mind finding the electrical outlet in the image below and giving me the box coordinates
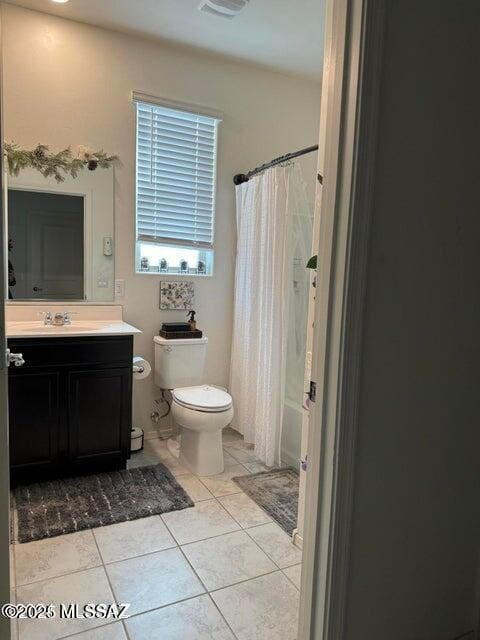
[115,279,125,298]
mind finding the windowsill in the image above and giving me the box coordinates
[135,269,213,278]
[135,242,214,277]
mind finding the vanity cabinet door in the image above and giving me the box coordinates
[67,367,131,470]
[9,370,61,475]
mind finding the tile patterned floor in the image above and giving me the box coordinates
[10,429,302,640]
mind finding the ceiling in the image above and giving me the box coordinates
[5,0,324,80]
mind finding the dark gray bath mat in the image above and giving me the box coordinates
[233,468,299,535]
[14,464,194,544]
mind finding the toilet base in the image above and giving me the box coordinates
[179,427,224,476]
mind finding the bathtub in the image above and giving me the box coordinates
[281,397,304,469]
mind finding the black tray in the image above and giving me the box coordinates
[159,330,203,340]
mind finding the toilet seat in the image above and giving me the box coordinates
[173,385,232,413]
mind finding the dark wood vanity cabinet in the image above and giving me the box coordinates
[8,335,133,486]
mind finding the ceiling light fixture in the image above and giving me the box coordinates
[198,0,249,20]
[51,0,70,4]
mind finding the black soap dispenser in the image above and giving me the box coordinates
[187,310,197,331]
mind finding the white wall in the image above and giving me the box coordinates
[343,2,480,638]
[1,3,321,432]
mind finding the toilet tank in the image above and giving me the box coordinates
[153,336,208,389]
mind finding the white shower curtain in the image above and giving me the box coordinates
[230,163,312,467]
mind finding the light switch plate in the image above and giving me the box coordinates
[115,279,125,298]
[103,236,113,256]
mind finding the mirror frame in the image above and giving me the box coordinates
[5,166,115,303]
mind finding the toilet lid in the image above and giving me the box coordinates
[173,385,232,412]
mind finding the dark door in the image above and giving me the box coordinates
[8,189,84,300]
[68,367,131,467]
[9,371,60,473]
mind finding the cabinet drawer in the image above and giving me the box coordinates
[7,336,133,370]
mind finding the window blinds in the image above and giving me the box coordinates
[136,101,219,249]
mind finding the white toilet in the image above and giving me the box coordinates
[153,336,234,476]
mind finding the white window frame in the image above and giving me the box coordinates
[133,92,222,277]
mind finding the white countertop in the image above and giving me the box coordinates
[5,304,142,338]
[6,320,141,339]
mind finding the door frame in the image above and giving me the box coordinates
[298,0,385,637]
[0,7,12,637]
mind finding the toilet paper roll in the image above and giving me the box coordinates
[132,356,151,380]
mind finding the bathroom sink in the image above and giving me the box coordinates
[18,322,101,334]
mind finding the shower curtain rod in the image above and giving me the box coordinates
[233,144,320,185]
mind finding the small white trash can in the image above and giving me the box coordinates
[130,427,144,452]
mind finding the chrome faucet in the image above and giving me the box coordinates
[53,311,73,326]
[39,311,74,326]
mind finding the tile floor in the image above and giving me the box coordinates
[10,428,302,640]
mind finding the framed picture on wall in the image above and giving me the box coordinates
[160,281,195,310]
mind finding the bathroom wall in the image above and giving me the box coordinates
[2,3,321,433]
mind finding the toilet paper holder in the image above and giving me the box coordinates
[132,356,151,380]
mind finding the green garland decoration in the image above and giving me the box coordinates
[4,142,119,183]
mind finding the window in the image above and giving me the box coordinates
[135,98,220,275]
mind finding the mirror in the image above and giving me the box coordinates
[6,166,115,302]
